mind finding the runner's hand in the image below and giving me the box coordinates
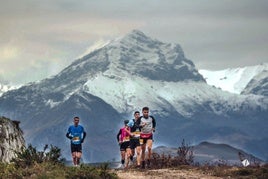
[141,122,146,127]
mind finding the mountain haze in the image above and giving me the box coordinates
[0,30,267,162]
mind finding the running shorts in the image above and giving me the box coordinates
[130,138,141,149]
[71,143,82,153]
[140,133,153,145]
[120,141,130,151]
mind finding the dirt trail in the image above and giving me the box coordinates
[114,168,221,179]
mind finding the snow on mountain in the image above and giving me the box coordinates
[0,83,18,97]
[199,63,268,94]
[242,70,268,96]
[73,29,204,83]
[43,29,205,113]
[0,30,267,162]
[83,71,266,117]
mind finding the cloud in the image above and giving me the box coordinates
[77,39,111,59]
[0,0,268,84]
[0,46,19,60]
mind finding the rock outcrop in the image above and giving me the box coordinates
[0,116,25,163]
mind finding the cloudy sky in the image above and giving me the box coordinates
[1,0,268,84]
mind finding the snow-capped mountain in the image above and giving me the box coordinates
[0,30,267,162]
[199,63,268,94]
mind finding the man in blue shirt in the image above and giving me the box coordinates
[66,116,86,166]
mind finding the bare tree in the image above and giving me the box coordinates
[177,139,194,165]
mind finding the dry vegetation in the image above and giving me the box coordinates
[0,144,117,179]
[0,141,267,178]
[115,139,268,179]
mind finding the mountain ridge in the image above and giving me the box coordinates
[153,141,263,165]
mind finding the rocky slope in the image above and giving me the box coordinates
[242,69,268,96]
[0,116,25,163]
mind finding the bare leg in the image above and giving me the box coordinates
[120,151,125,166]
[130,149,135,161]
[141,143,146,168]
[141,143,146,161]
[125,148,131,168]
[136,146,141,166]
[76,152,82,165]
[146,139,153,161]
[72,152,77,165]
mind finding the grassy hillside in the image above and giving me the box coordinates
[1,140,266,178]
[0,162,267,179]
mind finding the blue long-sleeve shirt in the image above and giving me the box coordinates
[66,125,86,145]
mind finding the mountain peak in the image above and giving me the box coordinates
[128,29,148,38]
[119,29,162,47]
[56,30,205,85]
[108,30,204,82]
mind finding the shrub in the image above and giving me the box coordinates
[149,139,194,169]
[176,139,194,165]
[11,144,63,168]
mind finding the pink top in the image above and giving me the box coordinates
[119,127,130,142]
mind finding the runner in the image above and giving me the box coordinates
[116,120,132,169]
[66,116,86,166]
[139,107,156,169]
[128,111,142,167]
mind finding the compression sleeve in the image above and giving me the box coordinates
[66,132,71,139]
[116,129,121,142]
[82,131,86,140]
[137,116,143,128]
[151,116,156,128]
[66,127,72,139]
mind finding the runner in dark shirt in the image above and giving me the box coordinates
[128,111,142,167]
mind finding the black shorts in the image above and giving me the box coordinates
[130,138,141,149]
[140,135,153,145]
[120,141,130,151]
[71,143,82,153]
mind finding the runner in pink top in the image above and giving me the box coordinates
[117,120,132,168]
